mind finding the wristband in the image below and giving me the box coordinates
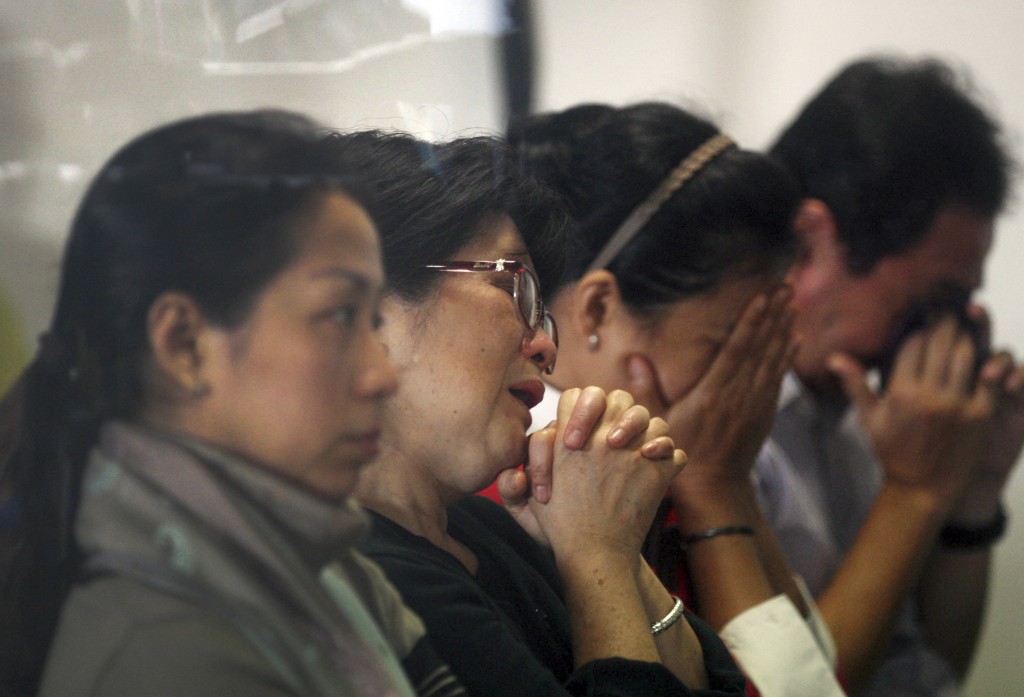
[650,596,685,636]
[939,505,1007,549]
[681,524,755,550]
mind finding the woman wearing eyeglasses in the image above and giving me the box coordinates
[330,130,748,696]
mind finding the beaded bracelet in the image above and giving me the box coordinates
[650,596,685,636]
[681,524,755,550]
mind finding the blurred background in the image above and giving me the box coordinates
[1,2,1021,694]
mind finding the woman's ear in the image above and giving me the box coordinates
[146,292,211,399]
[545,270,632,390]
[572,269,624,340]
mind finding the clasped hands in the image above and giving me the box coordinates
[499,285,798,547]
[497,386,685,555]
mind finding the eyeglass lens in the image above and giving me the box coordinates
[542,312,558,347]
[516,268,558,348]
[516,268,539,328]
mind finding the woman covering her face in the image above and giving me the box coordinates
[0,111,465,697]
[331,130,748,696]
[504,102,847,696]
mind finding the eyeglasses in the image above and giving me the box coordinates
[423,259,559,364]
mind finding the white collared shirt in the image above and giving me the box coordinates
[531,383,845,697]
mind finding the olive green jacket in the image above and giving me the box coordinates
[40,422,462,697]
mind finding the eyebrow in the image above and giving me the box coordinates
[311,267,374,292]
[498,250,535,272]
[500,248,531,261]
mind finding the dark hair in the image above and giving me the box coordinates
[0,109,369,695]
[509,102,799,314]
[324,130,569,302]
[769,55,1014,275]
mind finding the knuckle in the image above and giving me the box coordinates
[606,388,633,406]
[649,416,670,432]
[627,404,650,422]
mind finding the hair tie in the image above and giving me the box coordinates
[585,133,735,273]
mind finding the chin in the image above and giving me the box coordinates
[495,431,529,471]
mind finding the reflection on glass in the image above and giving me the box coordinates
[0,0,531,339]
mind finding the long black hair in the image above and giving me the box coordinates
[0,109,370,695]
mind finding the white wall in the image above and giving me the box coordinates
[1,2,1021,694]
[533,2,1024,695]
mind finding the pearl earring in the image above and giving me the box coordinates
[588,333,599,352]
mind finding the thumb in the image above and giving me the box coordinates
[827,352,878,414]
[971,351,1010,414]
[626,354,669,416]
[495,468,529,508]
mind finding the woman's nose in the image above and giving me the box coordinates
[522,327,557,375]
[358,333,398,399]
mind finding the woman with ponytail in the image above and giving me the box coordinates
[0,110,464,697]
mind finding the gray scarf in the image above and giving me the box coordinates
[75,420,422,697]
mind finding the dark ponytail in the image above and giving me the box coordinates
[0,330,96,696]
[0,109,370,695]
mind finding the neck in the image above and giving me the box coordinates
[542,330,601,395]
[543,288,596,393]
[356,445,481,574]
[354,445,450,541]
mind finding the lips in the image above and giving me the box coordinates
[347,429,381,456]
[508,379,545,410]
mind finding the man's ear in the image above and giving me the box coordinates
[793,198,841,268]
[146,292,211,398]
[786,198,850,299]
